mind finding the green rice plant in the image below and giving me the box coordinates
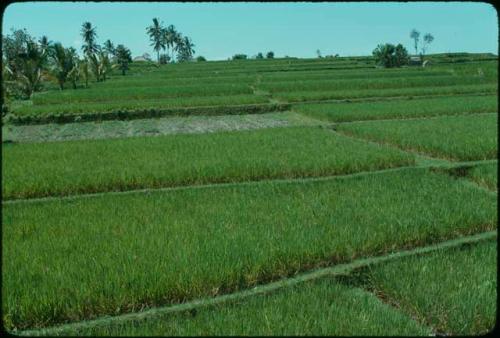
[2,168,496,329]
[337,113,498,161]
[294,95,497,122]
[2,127,414,199]
[95,75,257,88]
[52,279,430,336]
[368,240,497,335]
[467,161,498,190]
[261,69,452,83]
[275,83,497,102]
[11,94,271,118]
[32,83,254,105]
[259,75,495,93]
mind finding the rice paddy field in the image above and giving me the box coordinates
[2,53,498,336]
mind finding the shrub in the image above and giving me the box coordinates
[232,54,248,60]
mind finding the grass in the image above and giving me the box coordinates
[294,94,497,122]
[31,83,254,105]
[259,75,496,93]
[2,126,414,199]
[274,83,498,102]
[2,168,497,330]
[367,240,497,335]
[12,94,270,117]
[467,161,498,191]
[261,68,452,82]
[51,278,430,336]
[337,113,498,161]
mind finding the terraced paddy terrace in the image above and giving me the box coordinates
[2,53,498,336]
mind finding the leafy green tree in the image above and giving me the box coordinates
[81,22,100,56]
[394,44,409,66]
[159,53,170,64]
[266,51,274,59]
[410,29,420,55]
[256,52,263,59]
[114,44,132,75]
[196,55,206,62]
[372,43,409,68]
[232,54,247,60]
[146,18,165,64]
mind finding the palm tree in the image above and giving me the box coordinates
[38,35,52,56]
[99,51,112,81]
[172,32,185,62]
[79,59,89,88]
[177,36,195,62]
[81,22,100,56]
[15,40,48,97]
[146,18,165,64]
[164,25,177,61]
[51,42,72,90]
[66,47,80,89]
[103,39,116,58]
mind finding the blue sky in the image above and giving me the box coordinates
[2,1,498,60]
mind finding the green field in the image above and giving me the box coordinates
[337,113,498,161]
[3,168,496,329]
[2,126,414,199]
[467,161,498,190]
[50,238,496,336]
[294,94,497,122]
[55,279,430,336]
[368,240,497,335]
[2,53,498,336]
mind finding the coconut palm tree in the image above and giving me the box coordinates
[50,42,73,90]
[103,39,116,58]
[38,35,52,56]
[66,47,80,89]
[178,36,195,62]
[79,59,89,88]
[146,18,165,64]
[15,40,48,97]
[81,22,100,56]
[164,25,177,61]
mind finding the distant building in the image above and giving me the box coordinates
[409,56,422,66]
[133,53,152,62]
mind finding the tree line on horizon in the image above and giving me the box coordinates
[146,18,195,64]
[372,28,435,68]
